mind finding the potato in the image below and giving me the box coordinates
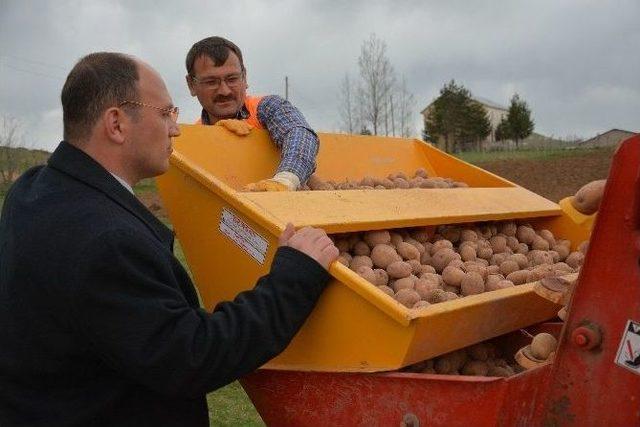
[363,230,391,247]
[404,238,426,255]
[459,244,477,262]
[356,266,377,284]
[552,244,570,261]
[377,285,394,297]
[397,241,421,261]
[530,333,558,360]
[515,243,529,255]
[565,251,585,269]
[553,263,573,275]
[531,236,550,251]
[462,360,489,376]
[464,262,488,280]
[431,248,461,273]
[389,232,404,248]
[430,239,454,255]
[415,167,428,178]
[538,229,556,247]
[435,350,468,374]
[571,179,606,215]
[468,343,492,361]
[420,250,432,265]
[352,241,371,256]
[440,227,461,243]
[506,235,520,251]
[381,178,396,189]
[407,259,422,274]
[371,244,401,268]
[417,264,436,275]
[488,366,513,377]
[460,229,478,242]
[516,225,536,245]
[334,238,350,253]
[461,271,485,296]
[442,266,466,288]
[373,268,389,286]
[477,246,493,260]
[486,279,514,291]
[393,276,417,292]
[490,253,509,267]
[499,260,520,276]
[443,291,459,301]
[448,259,466,270]
[489,235,507,253]
[387,261,413,279]
[509,253,529,269]
[412,300,431,309]
[499,221,517,237]
[425,288,448,304]
[350,255,373,272]
[485,274,505,289]
[395,289,421,308]
[337,252,352,266]
[528,250,553,266]
[414,278,440,299]
[506,270,529,285]
[486,265,501,275]
[410,227,431,243]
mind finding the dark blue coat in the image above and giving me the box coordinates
[0,141,329,426]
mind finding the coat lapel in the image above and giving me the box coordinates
[47,141,174,249]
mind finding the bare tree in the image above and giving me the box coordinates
[338,73,359,134]
[396,76,416,137]
[357,34,395,136]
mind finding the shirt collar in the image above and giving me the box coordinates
[109,172,134,194]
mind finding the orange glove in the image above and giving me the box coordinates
[215,119,252,136]
[243,171,300,192]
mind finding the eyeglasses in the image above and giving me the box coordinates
[119,100,179,123]
[190,73,244,91]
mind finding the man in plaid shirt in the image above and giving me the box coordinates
[186,36,319,191]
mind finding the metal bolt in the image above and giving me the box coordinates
[571,324,602,350]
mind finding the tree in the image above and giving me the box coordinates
[396,76,416,138]
[424,80,491,153]
[0,116,24,186]
[338,74,359,134]
[494,117,510,143]
[506,94,534,148]
[356,34,395,136]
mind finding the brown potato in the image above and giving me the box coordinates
[431,248,461,273]
[530,333,558,360]
[442,266,466,287]
[414,278,440,299]
[506,270,529,285]
[412,300,431,309]
[363,230,391,247]
[371,244,401,268]
[387,261,413,279]
[356,266,377,284]
[393,276,417,292]
[538,229,556,247]
[397,241,421,261]
[395,289,421,308]
[352,241,371,256]
[462,360,489,376]
[499,260,520,276]
[407,259,422,275]
[571,179,606,215]
[461,271,485,296]
[489,235,507,253]
[565,251,585,269]
[417,264,437,275]
[516,225,536,245]
[499,222,517,237]
[377,285,394,297]
[390,232,404,248]
[431,239,454,255]
[350,255,373,272]
[460,229,479,242]
[531,236,550,251]
[337,252,352,266]
[459,244,477,262]
[373,268,389,286]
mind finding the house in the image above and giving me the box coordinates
[421,96,508,151]
[580,129,638,148]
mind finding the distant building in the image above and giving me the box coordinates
[580,129,638,148]
[421,96,508,151]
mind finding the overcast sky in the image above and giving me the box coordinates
[1,0,638,152]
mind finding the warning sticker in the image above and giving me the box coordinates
[614,319,640,376]
[219,207,269,264]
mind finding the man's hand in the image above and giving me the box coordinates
[243,171,300,192]
[215,119,252,136]
[278,223,339,270]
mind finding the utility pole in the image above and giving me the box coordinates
[285,76,289,101]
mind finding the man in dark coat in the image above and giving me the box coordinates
[0,52,338,427]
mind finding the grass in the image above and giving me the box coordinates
[453,146,611,165]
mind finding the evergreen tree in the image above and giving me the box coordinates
[506,94,534,148]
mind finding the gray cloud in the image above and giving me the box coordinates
[1,0,638,151]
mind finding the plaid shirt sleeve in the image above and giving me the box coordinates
[256,95,319,184]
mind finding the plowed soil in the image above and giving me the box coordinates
[476,148,615,202]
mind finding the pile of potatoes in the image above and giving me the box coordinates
[302,168,469,191]
[333,221,588,309]
[402,341,519,377]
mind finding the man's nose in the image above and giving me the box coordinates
[169,122,181,137]
[217,81,232,96]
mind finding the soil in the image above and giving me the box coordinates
[476,149,615,202]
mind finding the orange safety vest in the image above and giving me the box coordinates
[195,95,264,129]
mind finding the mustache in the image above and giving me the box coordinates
[214,95,235,103]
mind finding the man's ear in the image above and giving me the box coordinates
[186,75,197,96]
[103,107,128,145]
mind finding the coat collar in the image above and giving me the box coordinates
[47,141,174,249]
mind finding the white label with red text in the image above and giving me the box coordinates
[219,207,268,264]
[615,320,640,376]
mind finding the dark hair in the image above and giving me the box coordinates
[185,36,245,77]
[61,52,139,143]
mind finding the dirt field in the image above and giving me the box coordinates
[475,148,615,202]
